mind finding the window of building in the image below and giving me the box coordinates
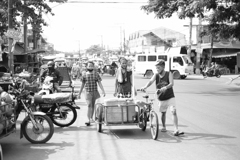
[158,55,167,61]
[148,55,157,61]
[138,56,146,61]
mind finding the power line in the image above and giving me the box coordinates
[67,1,147,3]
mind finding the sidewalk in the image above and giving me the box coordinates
[188,74,240,87]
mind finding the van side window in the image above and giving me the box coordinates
[148,56,156,61]
[138,56,146,62]
[173,56,183,66]
[158,55,167,61]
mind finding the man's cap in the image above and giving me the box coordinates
[47,61,55,67]
[155,59,165,66]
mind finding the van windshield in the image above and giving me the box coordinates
[182,56,193,64]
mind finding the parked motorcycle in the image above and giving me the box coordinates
[202,68,221,78]
[33,85,80,127]
[38,76,54,95]
[7,81,54,144]
[102,65,117,76]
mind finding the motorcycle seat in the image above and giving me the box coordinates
[34,93,72,104]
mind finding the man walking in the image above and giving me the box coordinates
[78,61,106,126]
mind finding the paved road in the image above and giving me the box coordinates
[0,74,239,160]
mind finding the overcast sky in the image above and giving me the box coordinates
[42,0,197,52]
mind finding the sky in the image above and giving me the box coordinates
[42,0,198,52]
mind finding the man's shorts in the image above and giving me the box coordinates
[85,90,100,107]
[158,97,176,112]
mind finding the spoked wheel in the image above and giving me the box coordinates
[51,104,77,127]
[22,115,54,144]
[149,111,159,140]
[96,104,103,132]
[0,144,3,160]
[139,109,147,131]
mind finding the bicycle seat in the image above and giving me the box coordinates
[142,95,149,99]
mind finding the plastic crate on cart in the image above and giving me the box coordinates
[103,98,135,106]
[103,98,137,124]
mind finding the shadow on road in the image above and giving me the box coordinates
[108,128,154,140]
[107,128,184,143]
[54,126,97,134]
[157,131,236,144]
[182,132,236,140]
[1,141,74,160]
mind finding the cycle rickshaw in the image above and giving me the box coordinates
[95,89,159,140]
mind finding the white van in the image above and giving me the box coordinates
[135,51,194,79]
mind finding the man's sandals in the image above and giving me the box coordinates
[173,130,184,136]
[85,122,90,126]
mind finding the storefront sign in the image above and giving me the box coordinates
[5,29,22,40]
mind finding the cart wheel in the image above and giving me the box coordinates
[150,111,159,140]
[96,105,103,132]
[139,110,147,131]
[0,144,3,160]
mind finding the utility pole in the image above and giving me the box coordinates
[195,17,202,74]
[120,26,122,55]
[23,0,27,52]
[187,17,193,58]
[8,0,14,74]
[123,29,126,54]
[100,35,103,49]
[78,40,80,58]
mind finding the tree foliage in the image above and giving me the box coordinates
[0,0,67,36]
[142,0,240,40]
[86,45,104,56]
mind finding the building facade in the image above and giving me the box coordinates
[128,27,187,54]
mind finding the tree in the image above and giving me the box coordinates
[141,0,240,66]
[86,45,104,56]
[0,0,67,36]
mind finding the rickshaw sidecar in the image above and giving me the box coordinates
[96,98,141,132]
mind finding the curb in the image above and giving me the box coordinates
[188,74,240,86]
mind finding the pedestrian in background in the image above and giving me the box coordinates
[114,57,136,98]
[71,62,80,80]
[141,59,184,136]
[78,61,106,126]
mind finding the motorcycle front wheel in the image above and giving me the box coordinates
[51,104,77,127]
[22,115,54,144]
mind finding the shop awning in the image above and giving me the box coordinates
[200,42,240,49]
[25,48,46,54]
[212,52,237,58]
[191,41,240,58]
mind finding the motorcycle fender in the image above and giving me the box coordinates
[72,103,80,109]
[61,103,80,109]
[20,123,24,139]
[20,117,30,139]
[31,111,46,116]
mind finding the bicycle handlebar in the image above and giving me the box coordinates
[136,89,146,92]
